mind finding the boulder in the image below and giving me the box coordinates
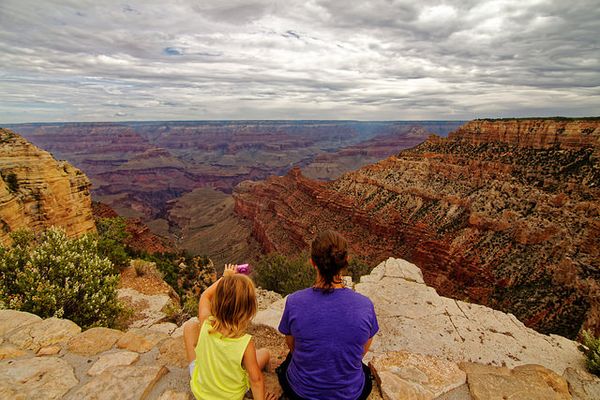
[7,317,81,352]
[88,351,140,376]
[370,351,466,400]
[461,362,571,400]
[0,356,78,400]
[68,326,123,356]
[157,336,188,368]
[117,328,169,353]
[118,288,171,328]
[563,367,600,400]
[0,309,42,336]
[68,365,168,400]
[148,322,178,335]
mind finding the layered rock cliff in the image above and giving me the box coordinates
[234,118,600,338]
[0,128,95,244]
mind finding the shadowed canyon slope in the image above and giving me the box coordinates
[234,118,600,338]
[7,121,462,254]
[0,129,95,244]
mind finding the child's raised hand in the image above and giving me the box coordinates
[223,263,237,277]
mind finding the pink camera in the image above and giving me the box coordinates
[236,264,251,275]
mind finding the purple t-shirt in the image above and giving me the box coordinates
[278,287,379,400]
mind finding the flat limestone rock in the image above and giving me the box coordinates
[353,258,586,373]
[157,336,188,368]
[563,367,600,400]
[0,356,78,400]
[371,351,466,400]
[0,342,27,360]
[87,351,140,376]
[117,328,169,353]
[68,364,169,400]
[254,297,287,331]
[0,309,42,336]
[68,326,123,356]
[8,317,81,352]
[461,362,571,400]
[118,288,171,328]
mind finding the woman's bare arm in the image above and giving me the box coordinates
[363,337,374,356]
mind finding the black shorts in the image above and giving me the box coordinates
[275,353,373,400]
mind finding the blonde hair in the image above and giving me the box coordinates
[209,274,257,338]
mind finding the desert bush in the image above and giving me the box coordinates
[254,253,315,296]
[95,217,130,269]
[347,258,372,283]
[131,259,162,278]
[581,330,600,376]
[0,227,122,328]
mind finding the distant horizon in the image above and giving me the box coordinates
[4,116,600,127]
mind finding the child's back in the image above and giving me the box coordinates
[191,319,251,398]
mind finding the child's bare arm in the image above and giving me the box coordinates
[198,264,237,325]
[285,335,295,352]
[242,339,266,400]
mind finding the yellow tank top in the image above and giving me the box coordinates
[190,319,251,400]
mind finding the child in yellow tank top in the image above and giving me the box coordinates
[182,264,276,400]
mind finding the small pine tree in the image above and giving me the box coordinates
[581,330,600,376]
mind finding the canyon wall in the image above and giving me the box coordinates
[0,128,95,244]
[233,118,600,338]
[8,121,462,256]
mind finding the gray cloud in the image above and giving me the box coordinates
[0,0,598,123]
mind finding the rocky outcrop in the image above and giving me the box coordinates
[234,118,600,338]
[0,128,95,244]
[256,257,600,400]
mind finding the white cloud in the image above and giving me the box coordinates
[0,0,598,123]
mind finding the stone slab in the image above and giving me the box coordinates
[69,365,169,400]
[461,362,571,400]
[0,356,78,400]
[563,367,600,400]
[0,309,42,336]
[371,351,466,400]
[88,351,140,376]
[68,326,123,356]
[157,336,188,368]
[117,328,169,353]
[7,317,81,352]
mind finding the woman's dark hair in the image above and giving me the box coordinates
[311,230,348,292]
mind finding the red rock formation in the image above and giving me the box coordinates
[92,202,175,255]
[233,118,600,338]
[0,128,95,243]
[9,121,462,252]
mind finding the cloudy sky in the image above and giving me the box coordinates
[0,0,599,123]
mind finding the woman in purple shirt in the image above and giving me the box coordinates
[277,230,379,400]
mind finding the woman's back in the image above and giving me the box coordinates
[279,287,378,399]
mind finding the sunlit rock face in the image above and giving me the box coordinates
[234,119,600,338]
[0,128,95,244]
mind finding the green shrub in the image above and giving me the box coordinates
[131,259,162,278]
[347,258,372,283]
[254,253,315,296]
[95,217,130,269]
[581,330,600,376]
[0,227,122,328]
